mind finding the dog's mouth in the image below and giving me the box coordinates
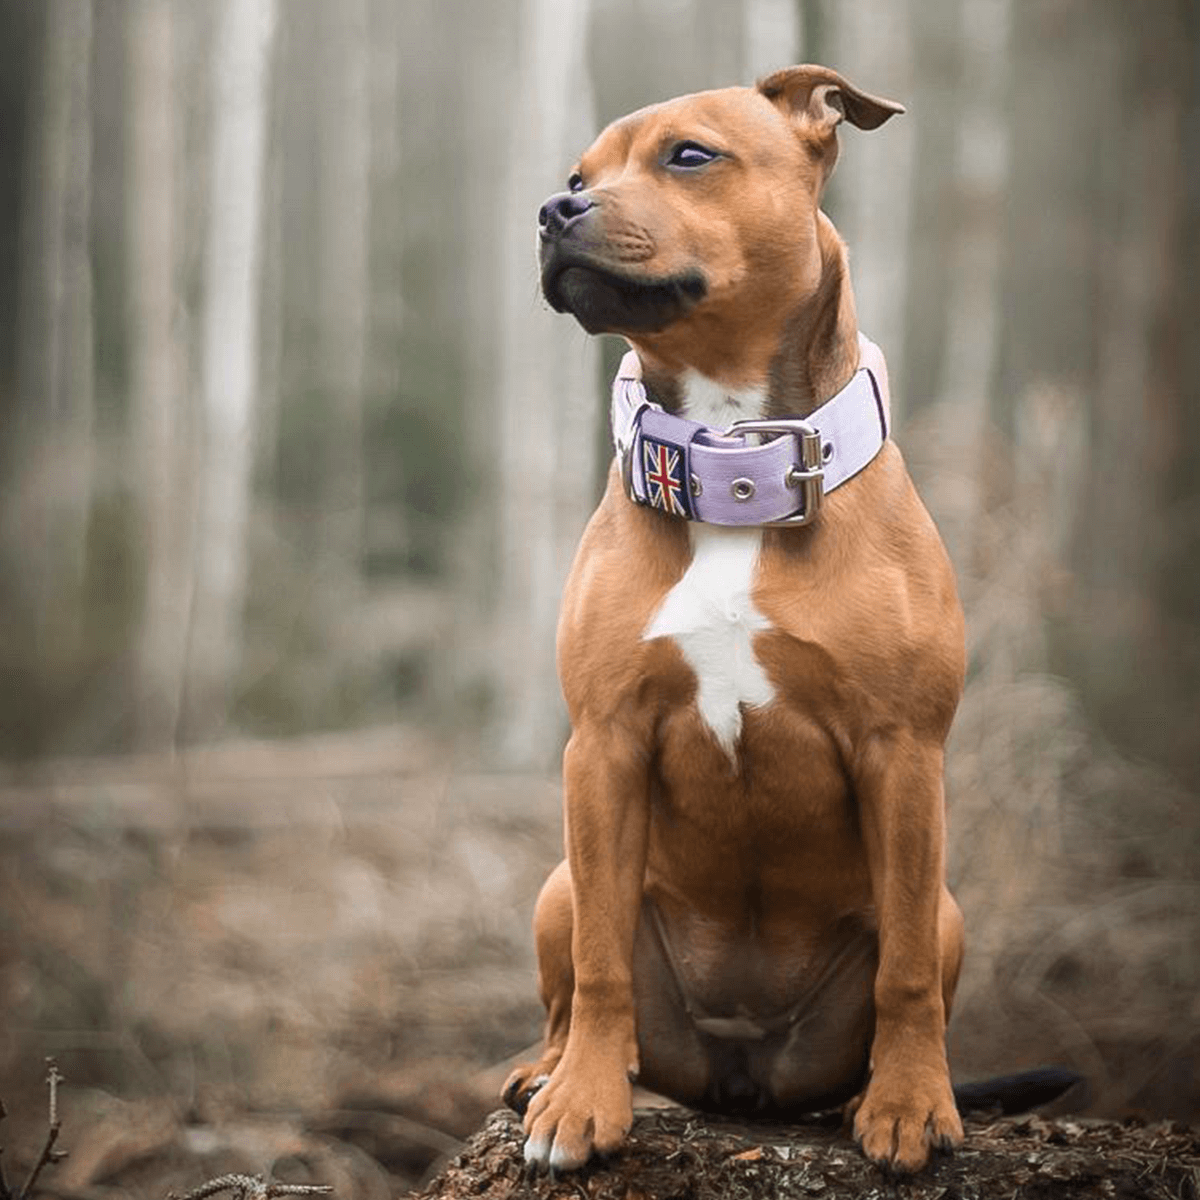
[541,249,707,336]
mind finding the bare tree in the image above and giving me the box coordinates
[819,0,915,420]
[185,0,278,739]
[933,0,1012,574]
[128,0,192,749]
[11,0,95,658]
[490,0,599,767]
[314,0,370,577]
[364,0,405,563]
[743,0,800,79]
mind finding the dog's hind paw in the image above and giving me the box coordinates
[502,1068,551,1117]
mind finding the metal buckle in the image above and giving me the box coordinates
[724,417,825,526]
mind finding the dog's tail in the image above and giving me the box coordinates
[953,1067,1084,1116]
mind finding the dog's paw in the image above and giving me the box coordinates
[501,1065,551,1118]
[853,1070,963,1174]
[521,1056,633,1174]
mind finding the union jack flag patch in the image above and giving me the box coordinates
[641,436,693,518]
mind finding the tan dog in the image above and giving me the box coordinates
[504,65,968,1175]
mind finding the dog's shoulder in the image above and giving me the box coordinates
[756,441,965,737]
[556,465,692,724]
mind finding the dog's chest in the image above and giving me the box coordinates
[642,373,776,759]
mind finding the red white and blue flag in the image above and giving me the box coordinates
[642,437,692,518]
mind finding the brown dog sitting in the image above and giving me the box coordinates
[503,64,978,1175]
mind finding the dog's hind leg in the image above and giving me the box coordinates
[504,868,715,1116]
[939,884,965,1021]
[503,860,575,1115]
[629,898,718,1108]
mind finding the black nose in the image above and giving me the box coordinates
[538,191,594,237]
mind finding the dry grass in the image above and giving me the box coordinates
[0,733,559,1195]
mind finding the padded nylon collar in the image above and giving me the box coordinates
[610,334,891,526]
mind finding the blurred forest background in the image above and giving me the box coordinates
[0,0,1198,1196]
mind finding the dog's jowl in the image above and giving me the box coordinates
[505,65,970,1176]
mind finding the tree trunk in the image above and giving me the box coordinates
[127,0,190,749]
[743,0,800,78]
[819,0,915,421]
[314,0,370,578]
[1064,2,1189,770]
[893,0,962,418]
[932,0,1012,577]
[12,0,95,660]
[362,0,406,572]
[996,1,1196,779]
[253,12,285,499]
[489,0,598,768]
[185,0,277,740]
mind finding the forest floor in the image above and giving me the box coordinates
[0,730,1195,1199]
[418,1107,1200,1200]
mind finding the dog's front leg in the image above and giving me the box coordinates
[522,722,649,1173]
[852,732,964,1173]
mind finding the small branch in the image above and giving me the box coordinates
[18,1059,68,1200]
[0,1097,12,1200]
[168,1175,333,1200]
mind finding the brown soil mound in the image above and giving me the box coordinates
[415,1108,1199,1200]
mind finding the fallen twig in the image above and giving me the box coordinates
[0,1059,69,1200]
[0,1098,10,1200]
[167,1175,333,1200]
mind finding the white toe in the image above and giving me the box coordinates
[549,1140,584,1172]
[523,1134,551,1166]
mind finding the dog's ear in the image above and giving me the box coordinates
[758,65,904,136]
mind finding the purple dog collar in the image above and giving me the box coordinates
[611,334,891,526]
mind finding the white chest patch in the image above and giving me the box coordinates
[678,370,761,430]
[642,374,776,760]
[644,525,775,758]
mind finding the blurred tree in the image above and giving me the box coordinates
[362,0,406,571]
[744,0,800,80]
[821,0,916,415]
[128,0,191,748]
[589,0,747,125]
[490,0,600,767]
[0,0,1193,790]
[12,0,95,662]
[0,2,38,420]
[314,0,369,575]
[995,1,1198,782]
[186,0,277,739]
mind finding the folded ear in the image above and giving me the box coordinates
[758,64,904,137]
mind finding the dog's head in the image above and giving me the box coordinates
[538,66,902,373]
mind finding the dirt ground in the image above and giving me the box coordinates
[418,1108,1200,1200]
[0,729,1196,1198]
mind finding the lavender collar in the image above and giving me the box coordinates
[610,334,891,527]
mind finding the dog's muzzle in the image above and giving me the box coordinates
[537,191,706,334]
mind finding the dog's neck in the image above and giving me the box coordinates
[632,211,860,424]
[767,211,861,417]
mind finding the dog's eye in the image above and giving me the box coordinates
[567,171,584,192]
[667,142,718,169]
